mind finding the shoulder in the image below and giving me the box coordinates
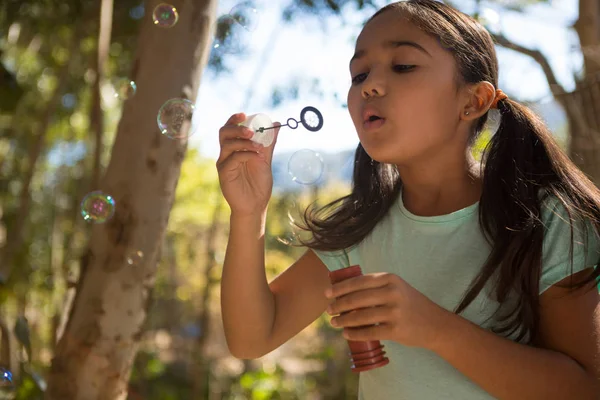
[539,193,600,294]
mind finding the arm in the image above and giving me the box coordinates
[221,212,275,359]
[221,211,331,359]
[429,269,600,400]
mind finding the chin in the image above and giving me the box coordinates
[361,143,405,165]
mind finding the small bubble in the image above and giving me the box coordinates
[437,36,453,52]
[211,14,245,55]
[127,250,144,265]
[0,368,13,392]
[81,191,116,223]
[129,4,145,20]
[229,1,260,32]
[113,79,137,100]
[153,3,179,28]
[157,98,196,139]
[61,93,76,109]
[288,149,324,185]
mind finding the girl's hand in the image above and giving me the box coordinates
[325,272,451,349]
[216,113,281,217]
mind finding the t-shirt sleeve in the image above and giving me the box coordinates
[311,248,350,272]
[540,196,600,294]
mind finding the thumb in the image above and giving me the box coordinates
[264,122,281,164]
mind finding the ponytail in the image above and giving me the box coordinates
[455,97,600,343]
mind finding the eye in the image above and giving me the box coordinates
[393,65,415,73]
[351,65,416,85]
[351,73,368,85]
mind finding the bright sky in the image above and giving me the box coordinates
[191,0,581,161]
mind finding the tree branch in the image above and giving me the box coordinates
[490,32,567,97]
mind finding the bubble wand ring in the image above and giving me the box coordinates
[257,106,324,133]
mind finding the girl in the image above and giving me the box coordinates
[217,0,600,398]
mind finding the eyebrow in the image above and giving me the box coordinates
[349,40,432,68]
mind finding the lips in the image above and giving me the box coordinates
[362,107,384,124]
[362,106,386,132]
[363,118,386,132]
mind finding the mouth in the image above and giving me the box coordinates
[363,115,386,131]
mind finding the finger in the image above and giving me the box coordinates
[216,150,265,172]
[327,287,390,315]
[343,324,389,341]
[219,118,254,145]
[217,138,263,165]
[331,305,391,328]
[326,273,391,299]
[225,112,246,126]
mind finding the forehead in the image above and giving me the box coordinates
[356,10,436,51]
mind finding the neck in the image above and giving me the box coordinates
[397,152,483,217]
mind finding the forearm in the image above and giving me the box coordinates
[429,309,598,400]
[221,212,275,359]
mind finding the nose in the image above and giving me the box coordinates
[361,72,386,99]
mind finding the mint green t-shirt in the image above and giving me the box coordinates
[313,192,599,400]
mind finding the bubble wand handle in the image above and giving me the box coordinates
[328,265,390,373]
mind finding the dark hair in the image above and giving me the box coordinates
[291,0,600,344]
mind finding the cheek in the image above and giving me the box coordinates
[347,88,362,125]
[404,84,457,129]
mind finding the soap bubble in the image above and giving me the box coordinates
[113,79,137,100]
[61,93,76,109]
[127,250,144,266]
[288,149,324,185]
[0,368,12,385]
[157,98,196,139]
[0,367,13,394]
[81,191,116,223]
[212,14,245,55]
[129,4,145,20]
[153,3,178,28]
[438,36,453,52]
[229,1,260,32]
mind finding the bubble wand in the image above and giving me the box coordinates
[239,106,324,147]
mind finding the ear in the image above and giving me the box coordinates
[460,81,496,121]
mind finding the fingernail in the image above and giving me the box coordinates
[252,142,261,148]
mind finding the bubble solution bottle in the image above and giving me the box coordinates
[328,265,390,373]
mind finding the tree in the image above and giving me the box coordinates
[485,0,600,184]
[44,1,218,398]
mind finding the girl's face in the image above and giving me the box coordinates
[347,10,467,166]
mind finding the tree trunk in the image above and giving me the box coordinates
[45,1,217,399]
[491,0,600,185]
[91,0,113,189]
[559,78,600,184]
[568,0,600,184]
[190,194,223,399]
[573,0,600,78]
